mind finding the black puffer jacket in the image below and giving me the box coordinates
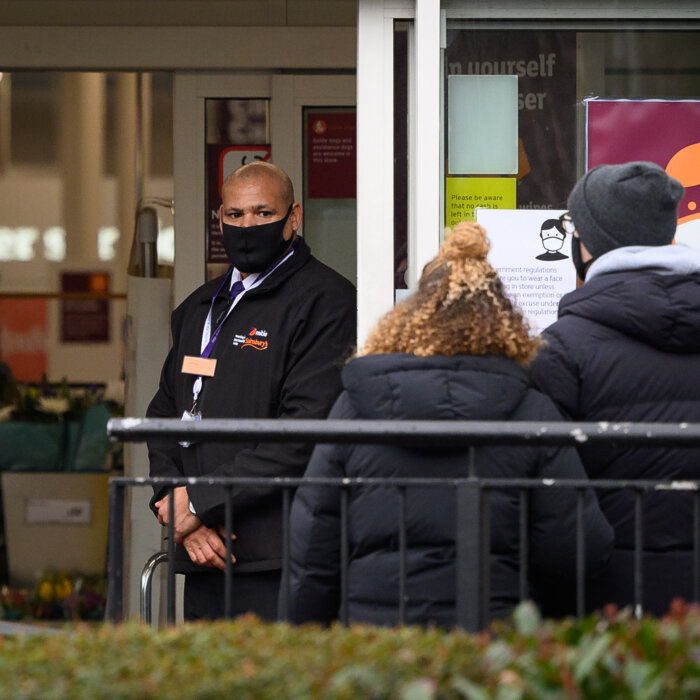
[287,353,613,627]
[529,245,700,615]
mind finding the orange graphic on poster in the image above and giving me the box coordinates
[666,142,700,225]
[0,299,47,381]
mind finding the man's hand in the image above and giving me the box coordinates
[182,525,237,570]
[154,486,200,543]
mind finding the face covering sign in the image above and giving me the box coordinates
[476,208,577,332]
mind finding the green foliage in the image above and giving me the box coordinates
[0,377,119,424]
[0,601,698,699]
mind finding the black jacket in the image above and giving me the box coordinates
[287,353,613,626]
[529,245,700,614]
[147,237,356,573]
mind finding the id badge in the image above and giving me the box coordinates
[179,409,202,448]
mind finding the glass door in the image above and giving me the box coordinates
[173,73,356,303]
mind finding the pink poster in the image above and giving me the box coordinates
[587,100,700,236]
[307,112,356,199]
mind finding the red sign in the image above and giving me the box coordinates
[307,112,356,199]
[61,272,110,343]
[206,145,272,263]
[0,299,47,381]
[587,100,700,227]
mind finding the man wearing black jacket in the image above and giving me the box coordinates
[147,161,356,620]
[530,161,700,615]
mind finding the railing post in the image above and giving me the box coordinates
[340,486,349,625]
[106,479,126,623]
[518,489,529,602]
[576,488,586,619]
[456,480,489,632]
[279,487,291,622]
[166,488,176,625]
[634,490,644,619]
[224,487,234,619]
[398,486,407,625]
[695,491,700,603]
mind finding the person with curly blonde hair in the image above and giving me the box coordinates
[285,222,612,627]
[361,222,539,362]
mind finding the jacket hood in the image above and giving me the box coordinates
[341,353,531,421]
[560,244,700,353]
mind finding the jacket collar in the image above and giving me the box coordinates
[586,243,700,282]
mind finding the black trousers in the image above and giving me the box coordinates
[183,569,281,622]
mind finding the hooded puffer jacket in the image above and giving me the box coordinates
[529,244,700,615]
[287,353,613,627]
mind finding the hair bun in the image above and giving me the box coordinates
[441,222,490,261]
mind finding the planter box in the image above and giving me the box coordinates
[1,472,109,586]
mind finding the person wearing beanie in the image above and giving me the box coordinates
[285,221,612,627]
[530,161,700,616]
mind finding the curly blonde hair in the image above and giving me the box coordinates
[359,221,539,364]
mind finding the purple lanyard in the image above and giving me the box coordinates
[200,270,243,359]
[200,238,299,359]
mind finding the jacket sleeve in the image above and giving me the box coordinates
[527,395,614,583]
[528,324,581,420]
[188,283,357,526]
[285,392,355,624]
[146,308,185,512]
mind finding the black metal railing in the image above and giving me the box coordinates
[106,418,700,631]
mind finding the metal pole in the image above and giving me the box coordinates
[140,551,168,625]
[456,481,482,632]
[224,488,234,619]
[340,488,349,625]
[280,488,291,622]
[576,489,586,619]
[166,489,175,625]
[634,490,644,619]
[398,487,407,625]
[518,489,529,602]
[107,480,126,623]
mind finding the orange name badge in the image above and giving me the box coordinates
[181,355,217,377]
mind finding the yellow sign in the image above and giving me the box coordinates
[445,177,516,226]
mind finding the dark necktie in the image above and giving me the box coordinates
[214,280,245,327]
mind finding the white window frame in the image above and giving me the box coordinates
[357,0,700,344]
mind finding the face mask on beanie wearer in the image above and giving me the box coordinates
[221,204,294,273]
[571,236,593,281]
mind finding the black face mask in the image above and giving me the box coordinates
[221,204,294,273]
[571,236,593,282]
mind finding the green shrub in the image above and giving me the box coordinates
[0,601,698,699]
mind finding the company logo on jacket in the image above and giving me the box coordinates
[233,327,269,350]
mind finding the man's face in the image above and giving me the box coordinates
[219,173,302,240]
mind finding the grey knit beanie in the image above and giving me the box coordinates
[567,161,684,259]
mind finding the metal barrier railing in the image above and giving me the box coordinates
[107,418,700,631]
[140,552,168,625]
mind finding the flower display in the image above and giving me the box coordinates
[0,571,106,622]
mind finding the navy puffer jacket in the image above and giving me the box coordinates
[529,244,700,615]
[287,353,613,627]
